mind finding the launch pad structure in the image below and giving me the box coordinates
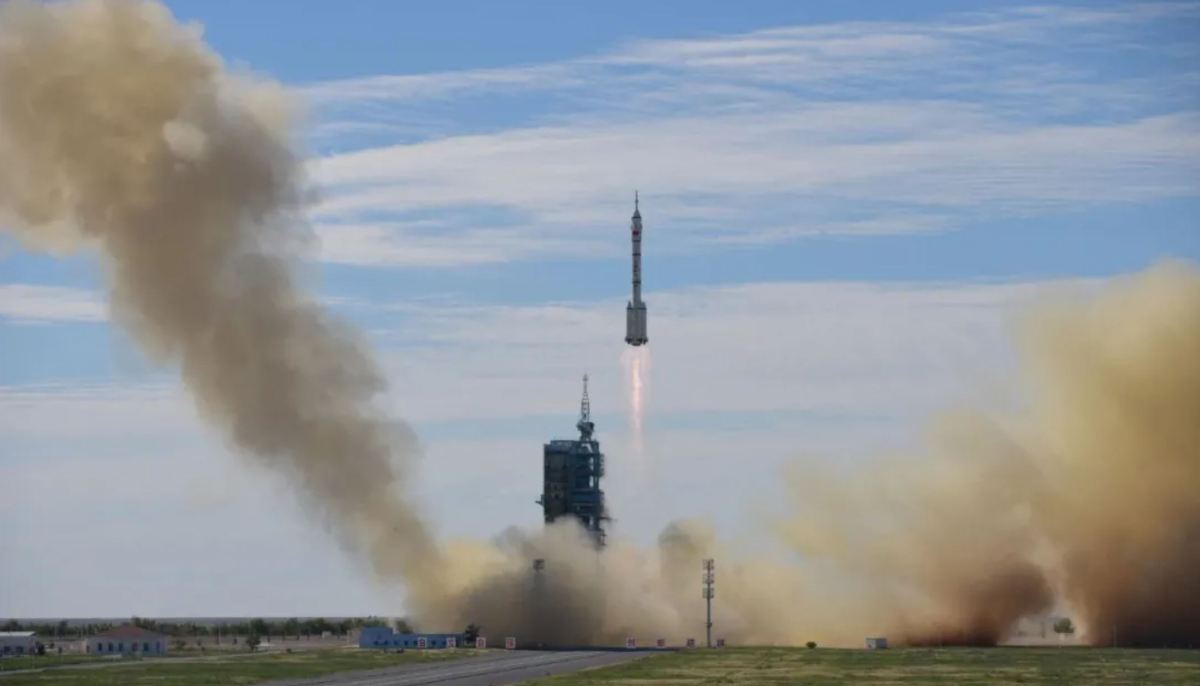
[537,197,647,547]
[538,375,608,547]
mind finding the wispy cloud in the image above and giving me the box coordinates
[302,63,581,106]
[298,3,1200,116]
[0,284,106,324]
[366,276,1089,424]
[313,221,606,267]
[297,3,1200,268]
[0,273,1109,612]
[1,275,1088,431]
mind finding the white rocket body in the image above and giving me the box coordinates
[625,196,648,346]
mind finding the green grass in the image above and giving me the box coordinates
[0,648,477,685]
[0,657,110,673]
[530,647,1200,685]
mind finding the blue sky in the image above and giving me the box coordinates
[1,1,1198,617]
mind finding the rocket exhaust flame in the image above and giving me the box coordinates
[3,0,1197,650]
[622,346,650,455]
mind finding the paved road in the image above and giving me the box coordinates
[263,650,657,686]
[0,650,279,677]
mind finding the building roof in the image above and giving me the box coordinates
[0,632,36,638]
[91,624,165,640]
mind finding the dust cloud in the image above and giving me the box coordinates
[0,0,441,588]
[2,0,1195,649]
[413,261,1199,649]
[780,262,1200,646]
[414,519,816,646]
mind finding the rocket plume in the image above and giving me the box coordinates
[417,263,1200,647]
[3,0,1197,650]
[780,261,1200,647]
[622,346,650,455]
[416,265,1199,647]
[0,0,441,590]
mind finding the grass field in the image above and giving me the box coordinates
[530,647,1200,685]
[0,657,110,673]
[0,648,474,685]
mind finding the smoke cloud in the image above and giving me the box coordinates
[1021,263,1200,646]
[2,0,1196,650]
[780,262,1200,647]
[399,257,1200,650]
[408,518,824,646]
[0,0,440,589]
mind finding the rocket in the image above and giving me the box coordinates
[625,192,648,346]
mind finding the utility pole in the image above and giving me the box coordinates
[702,558,715,648]
[532,558,546,587]
[532,557,546,647]
[532,558,546,599]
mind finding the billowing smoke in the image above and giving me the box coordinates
[1021,262,1200,646]
[415,519,814,646]
[414,263,1200,649]
[3,0,1196,650]
[0,0,441,589]
[780,262,1200,646]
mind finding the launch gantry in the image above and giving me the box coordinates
[537,375,608,547]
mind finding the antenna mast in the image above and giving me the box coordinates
[580,374,591,423]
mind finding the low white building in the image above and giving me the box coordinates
[84,624,168,656]
[0,632,37,656]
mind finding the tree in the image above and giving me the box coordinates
[249,619,269,637]
[245,634,261,652]
[283,618,300,639]
[132,617,159,631]
[301,618,332,636]
[1053,617,1075,636]
[806,641,817,649]
[463,624,480,644]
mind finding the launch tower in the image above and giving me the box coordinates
[537,375,608,547]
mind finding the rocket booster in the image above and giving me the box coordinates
[625,192,648,346]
